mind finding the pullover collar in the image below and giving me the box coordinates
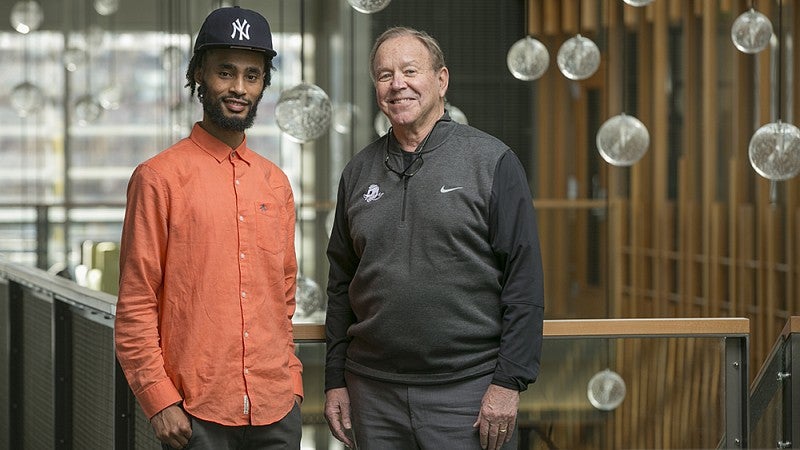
[387,111,454,156]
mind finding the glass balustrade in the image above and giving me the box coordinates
[0,260,760,449]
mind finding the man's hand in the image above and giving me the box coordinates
[324,387,355,448]
[473,384,519,450]
[151,404,192,449]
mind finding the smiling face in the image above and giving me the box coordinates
[195,48,266,136]
[372,35,449,136]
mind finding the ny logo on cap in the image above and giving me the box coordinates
[230,18,251,41]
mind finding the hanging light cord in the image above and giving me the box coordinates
[83,0,91,95]
[276,0,285,167]
[348,3,356,156]
[300,0,306,81]
[523,0,529,37]
[109,5,117,86]
[298,0,306,271]
[621,4,627,113]
[776,0,783,121]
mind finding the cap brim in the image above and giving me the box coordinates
[195,44,277,58]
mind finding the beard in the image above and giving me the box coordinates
[200,86,263,132]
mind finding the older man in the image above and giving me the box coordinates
[324,26,544,450]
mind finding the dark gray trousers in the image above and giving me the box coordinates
[162,402,301,450]
[345,372,518,450]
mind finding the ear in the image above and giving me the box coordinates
[194,67,204,86]
[437,66,449,98]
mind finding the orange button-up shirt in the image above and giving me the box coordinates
[115,123,302,426]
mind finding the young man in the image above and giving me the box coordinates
[115,7,302,449]
[324,27,545,450]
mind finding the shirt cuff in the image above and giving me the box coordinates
[136,378,183,419]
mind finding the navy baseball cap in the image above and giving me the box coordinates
[194,6,277,57]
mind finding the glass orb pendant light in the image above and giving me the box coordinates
[278,0,333,143]
[748,121,800,181]
[347,0,391,14]
[507,36,549,81]
[587,369,627,411]
[63,45,88,72]
[332,103,359,134]
[374,111,391,137]
[93,0,119,16]
[275,83,332,143]
[10,0,43,34]
[557,34,601,80]
[86,24,107,50]
[11,81,45,116]
[446,103,469,125]
[161,45,184,70]
[731,8,773,54]
[622,0,655,6]
[170,101,195,136]
[74,95,103,125]
[98,84,121,110]
[596,113,650,166]
[295,275,325,318]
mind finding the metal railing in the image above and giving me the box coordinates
[0,259,751,449]
[750,317,800,449]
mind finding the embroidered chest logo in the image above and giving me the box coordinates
[259,203,267,212]
[363,184,384,203]
[440,185,463,193]
[231,18,251,41]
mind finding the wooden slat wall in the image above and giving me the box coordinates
[527,0,798,448]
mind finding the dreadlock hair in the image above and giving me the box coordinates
[185,49,276,101]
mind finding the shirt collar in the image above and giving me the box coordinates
[189,122,253,164]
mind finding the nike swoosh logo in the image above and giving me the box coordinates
[440,186,464,193]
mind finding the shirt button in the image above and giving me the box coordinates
[240,252,245,259]
[238,215,244,222]
[244,368,249,374]
[241,291,247,298]
[244,331,249,338]
[235,179,240,185]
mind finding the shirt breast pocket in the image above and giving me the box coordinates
[255,201,286,254]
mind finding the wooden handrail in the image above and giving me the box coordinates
[0,260,750,342]
[782,316,800,337]
[292,317,750,342]
[293,323,325,342]
[543,317,749,337]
